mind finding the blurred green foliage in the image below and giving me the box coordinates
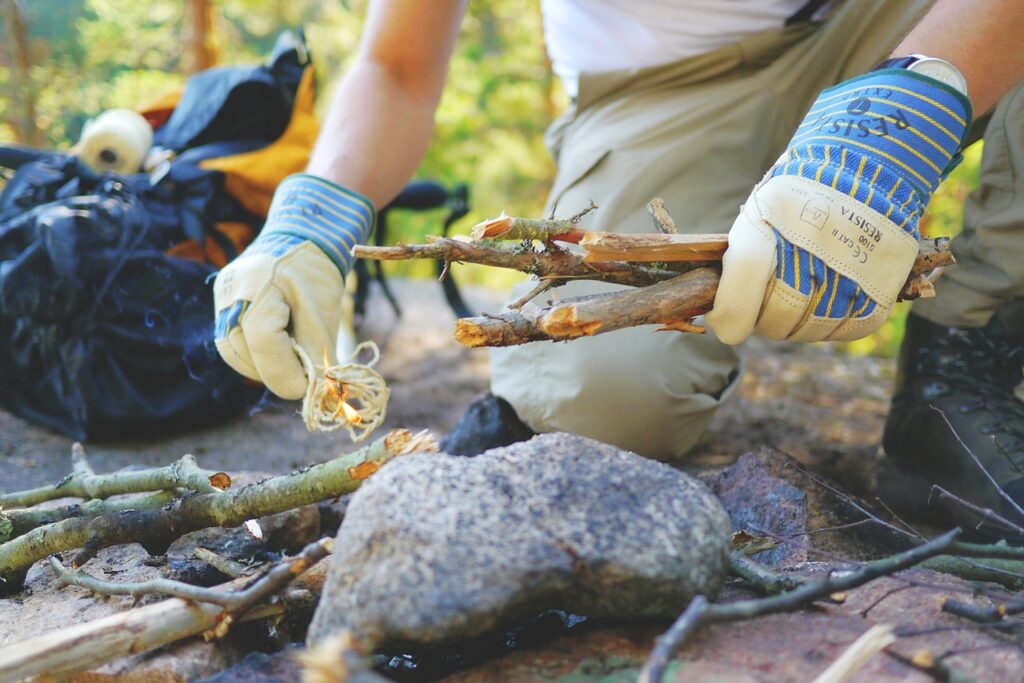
[0,0,556,296]
[1,1,981,355]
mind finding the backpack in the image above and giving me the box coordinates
[0,33,314,439]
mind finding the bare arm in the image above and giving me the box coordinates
[306,0,467,208]
[893,0,1024,114]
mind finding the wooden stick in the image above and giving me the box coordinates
[2,490,181,543]
[354,238,680,289]
[454,268,719,347]
[582,232,953,270]
[0,545,333,680]
[0,444,229,509]
[580,232,728,263]
[809,624,896,683]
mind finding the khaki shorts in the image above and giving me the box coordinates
[492,0,1023,460]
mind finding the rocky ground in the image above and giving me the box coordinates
[2,279,1011,683]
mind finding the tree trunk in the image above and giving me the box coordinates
[1,0,41,145]
[184,0,217,74]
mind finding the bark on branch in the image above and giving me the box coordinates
[0,429,436,595]
[356,216,954,349]
[454,267,720,347]
[0,444,229,508]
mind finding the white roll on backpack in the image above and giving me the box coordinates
[76,109,154,175]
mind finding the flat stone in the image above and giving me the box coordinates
[308,433,732,649]
[703,447,906,566]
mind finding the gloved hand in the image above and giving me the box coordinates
[213,174,374,399]
[706,67,971,344]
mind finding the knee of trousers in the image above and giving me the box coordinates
[489,285,742,462]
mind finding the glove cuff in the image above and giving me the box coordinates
[252,173,376,274]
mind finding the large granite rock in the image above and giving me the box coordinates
[308,433,732,649]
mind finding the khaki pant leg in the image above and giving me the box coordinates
[491,0,936,461]
[492,70,787,461]
[913,82,1024,328]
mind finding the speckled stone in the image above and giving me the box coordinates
[308,433,732,649]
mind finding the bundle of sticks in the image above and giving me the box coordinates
[355,199,954,348]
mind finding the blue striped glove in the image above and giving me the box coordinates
[213,174,374,399]
[706,67,971,344]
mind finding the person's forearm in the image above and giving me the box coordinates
[893,0,1024,114]
[305,0,465,209]
[307,61,439,208]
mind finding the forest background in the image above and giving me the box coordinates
[0,0,979,357]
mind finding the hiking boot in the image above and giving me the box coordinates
[441,392,536,456]
[879,305,1024,538]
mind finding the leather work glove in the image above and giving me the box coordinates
[706,66,971,344]
[213,174,375,399]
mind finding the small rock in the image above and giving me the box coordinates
[308,433,732,649]
[703,447,905,566]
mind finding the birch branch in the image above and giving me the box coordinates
[0,444,229,508]
[1,490,180,542]
[0,429,436,595]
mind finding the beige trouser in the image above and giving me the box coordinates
[492,0,1024,460]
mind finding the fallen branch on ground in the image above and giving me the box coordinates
[0,444,228,508]
[0,429,437,595]
[49,536,333,639]
[728,550,805,595]
[1,489,180,542]
[0,539,333,680]
[637,529,961,683]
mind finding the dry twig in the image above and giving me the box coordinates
[637,529,961,683]
[0,541,333,680]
